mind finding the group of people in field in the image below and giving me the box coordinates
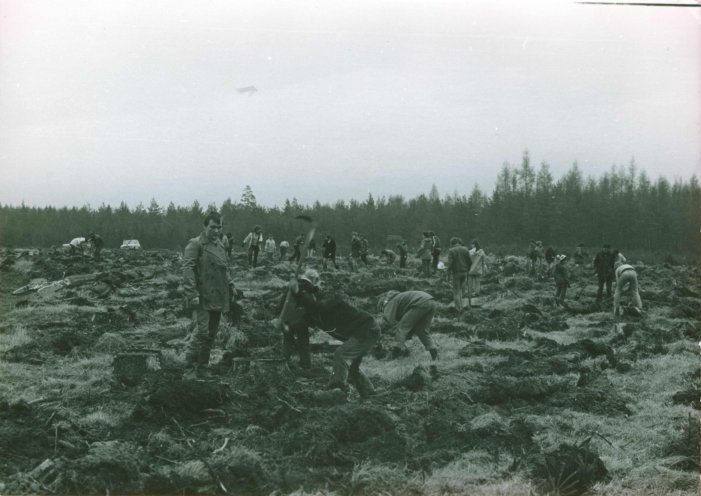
[527,240,641,316]
[179,211,643,398]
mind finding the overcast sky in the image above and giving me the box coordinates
[1,0,699,208]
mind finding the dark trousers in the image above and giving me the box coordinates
[290,247,301,263]
[399,255,407,268]
[248,245,260,267]
[283,322,311,369]
[431,249,441,272]
[322,254,337,270]
[597,273,613,300]
[280,247,287,260]
[421,259,431,277]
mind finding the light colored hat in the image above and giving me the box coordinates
[556,254,567,262]
[300,269,321,287]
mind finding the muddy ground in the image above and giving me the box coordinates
[0,247,698,495]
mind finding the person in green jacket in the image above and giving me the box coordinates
[182,211,237,367]
[378,290,438,360]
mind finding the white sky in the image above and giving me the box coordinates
[1,0,699,208]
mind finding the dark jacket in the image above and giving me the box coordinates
[447,245,472,275]
[553,263,569,286]
[300,292,377,341]
[545,247,556,263]
[322,238,336,257]
[397,243,408,256]
[279,279,318,327]
[593,251,615,276]
[351,237,362,257]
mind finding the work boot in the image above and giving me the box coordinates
[429,348,438,361]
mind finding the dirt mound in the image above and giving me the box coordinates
[331,405,397,443]
[142,379,228,418]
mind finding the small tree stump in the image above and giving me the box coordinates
[113,351,161,384]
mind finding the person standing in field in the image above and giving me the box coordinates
[430,231,441,274]
[613,260,642,316]
[264,234,276,261]
[468,239,486,298]
[182,211,237,368]
[593,243,615,301]
[553,254,569,306]
[544,246,556,276]
[573,243,586,266]
[307,237,317,258]
[322,234,337,270]
[417,232,433,277]
[397,240,408,269]
[360,235,369,266]
[223,232,234,258]
[378,290,439,361]
[447,237,472,311]
[242,225,264,268]
[290,233,304,263]
[350,232,362,272]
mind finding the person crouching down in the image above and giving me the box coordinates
[378,290,438,361]
[276,269,319,369]
[295,280,380,398]
[614,261,642,316]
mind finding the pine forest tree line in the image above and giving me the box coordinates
[1,153,699,256]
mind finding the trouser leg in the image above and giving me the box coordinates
[412,301,437,352]
[597,274,605,300]
[395,302,435,350]
[186,309,221,365]
[332,328,379,386]
[605,275,613,298]
[452,274,465,311]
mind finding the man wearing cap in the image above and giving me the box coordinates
[242,225,264,268]
[276,269,320,369]
[553,254,569,306]
[183,211,237,368]
[613,260,642,316]
[593,243,616,301]
[447,237,472,311]
[294,280,380,397]
[379,290,438,360]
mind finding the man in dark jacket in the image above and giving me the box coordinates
[295,284,380,397]
[397,240,408,268]
[350,232,362,272]
[322,234,337,270]
[378,290,438,360]
[447,237,472,311]
[290,233,304,263]
[182,211,237,367]
[593,243,615,301]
